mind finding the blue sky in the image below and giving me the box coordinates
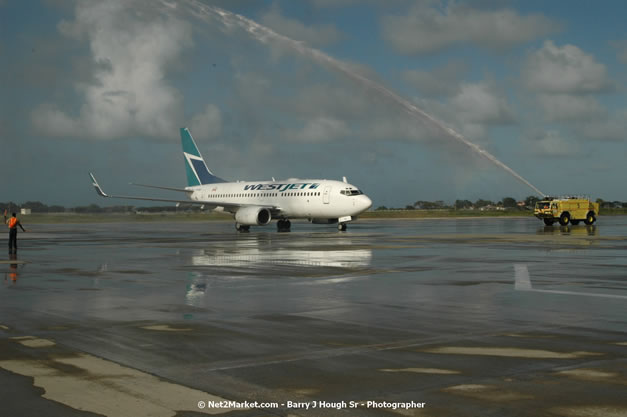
[1,0,626,207]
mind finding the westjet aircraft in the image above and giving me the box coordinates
[90,128,372,232]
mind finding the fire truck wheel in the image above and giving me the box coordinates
[558,212,570,226]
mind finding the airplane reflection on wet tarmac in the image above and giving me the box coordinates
[184,235,372,306]
[190,243,372,269]
[185,249,372,305]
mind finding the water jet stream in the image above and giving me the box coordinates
[177,0,545,197]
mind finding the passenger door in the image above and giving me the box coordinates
[323,186,331,204]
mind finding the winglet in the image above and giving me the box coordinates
[89,173,109,198]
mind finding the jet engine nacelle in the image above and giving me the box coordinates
[235,206,272,226]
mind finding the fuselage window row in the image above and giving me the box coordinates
[204,191,322,199]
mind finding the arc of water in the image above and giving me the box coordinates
[177,0,545,197]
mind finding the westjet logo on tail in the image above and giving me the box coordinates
[243,183,320,192]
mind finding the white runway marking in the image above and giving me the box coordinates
[514,264,627,300]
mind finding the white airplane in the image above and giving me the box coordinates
[90,128,372,232]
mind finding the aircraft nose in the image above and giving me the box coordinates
[362,195,372,211]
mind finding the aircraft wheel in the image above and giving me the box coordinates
[543,219,555,226]
[235,223,250,232]
[584,212,596,225]
[338,223,347,231]
[277,219,291,232]
[558,212,570,226]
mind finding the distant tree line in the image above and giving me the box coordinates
[375,196,627,211]
[0,201,204,214]
[3,198,626,215]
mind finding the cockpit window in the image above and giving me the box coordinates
[340,188,364,196]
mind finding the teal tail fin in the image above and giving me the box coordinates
[180,127,225,186]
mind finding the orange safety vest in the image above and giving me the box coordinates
[8,218,18,229]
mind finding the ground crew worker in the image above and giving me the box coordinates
[4,209,26,254]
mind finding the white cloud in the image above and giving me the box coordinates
[289,83,371,119]
[230,71,440,146]
[537,94,606,122]
[523,40,613,94]
[451,82,515,125]
[527,130,579,157]
[402,61,466,97]
[580,110,627,141]
[288,117,349,142]
[189,104,222,141]
[522,40,621,142]
[32,0,193,140]
[260,3,342,47]
[31,104,78,137]
[381,2,557,55]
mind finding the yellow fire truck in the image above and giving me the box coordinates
[534,197,599,226]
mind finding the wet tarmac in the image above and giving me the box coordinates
[1,217,626,417]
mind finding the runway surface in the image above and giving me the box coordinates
[1,217,626,416]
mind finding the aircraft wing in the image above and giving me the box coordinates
[89,173,281,213]
[129,183,192,193]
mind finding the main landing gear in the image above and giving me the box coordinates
[338,222,347,231]
[235,223,250,232]
[277,219,291,232]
